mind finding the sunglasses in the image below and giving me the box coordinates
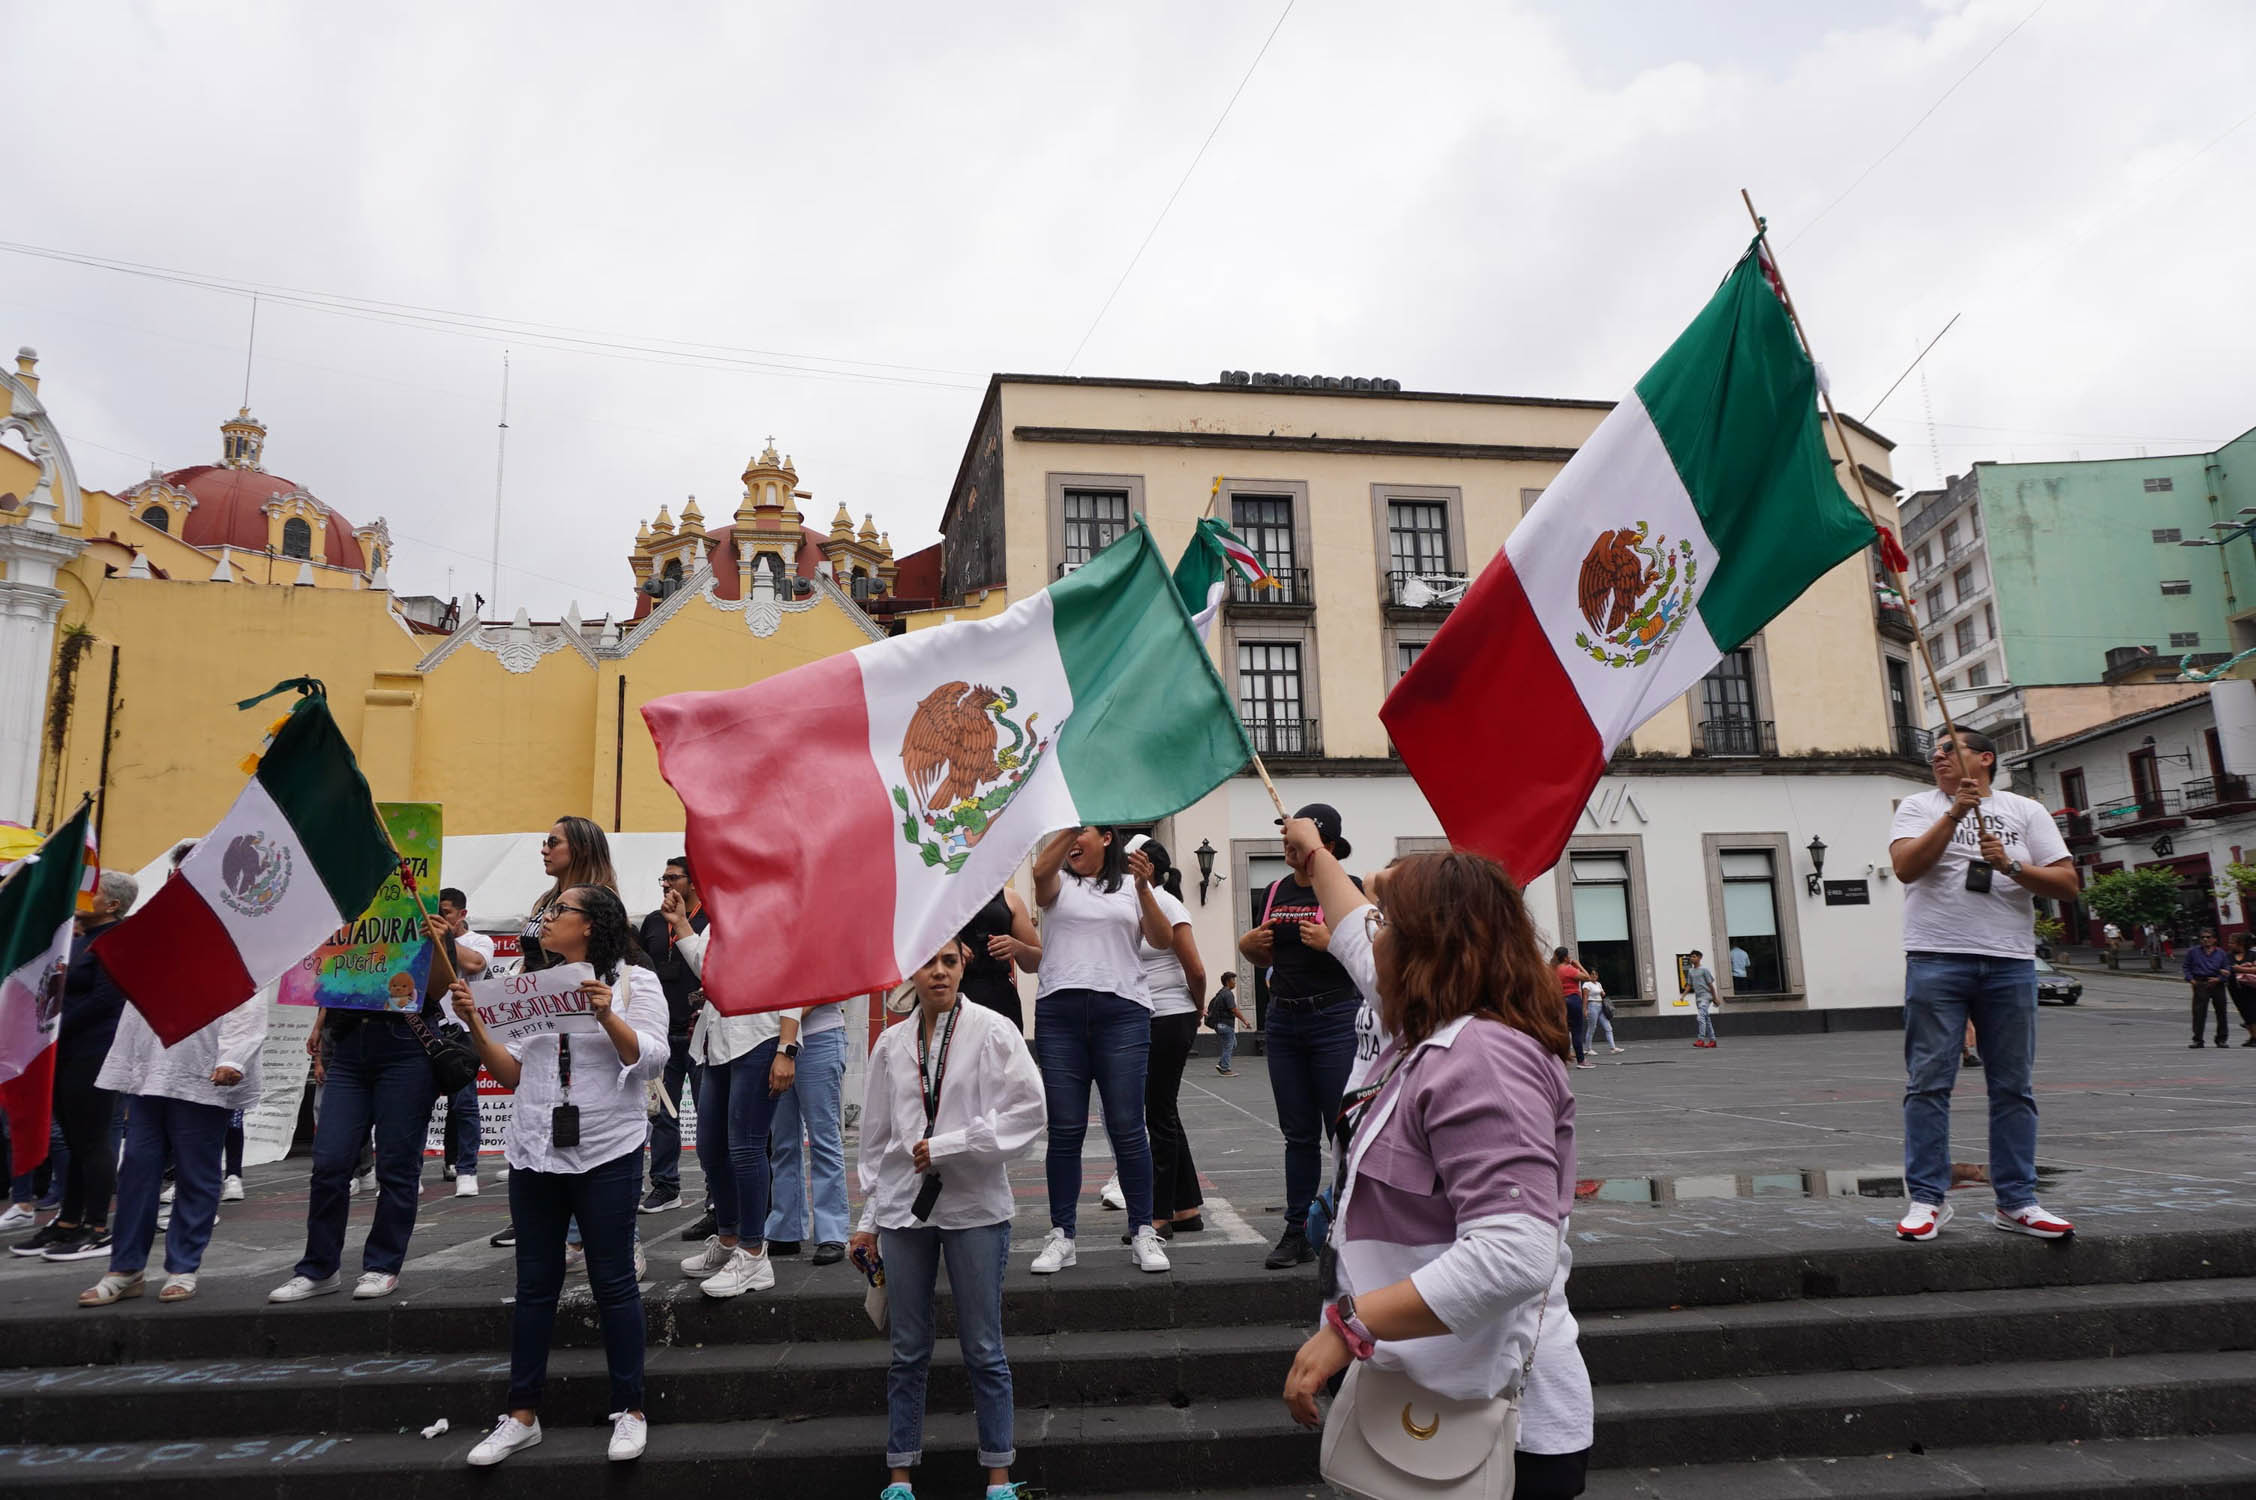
[543,836,565,850]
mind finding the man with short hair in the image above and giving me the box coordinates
[1208,972,1244,1076]
[434,888,493,1195]
[2183,928,2233,1048]
[636,857,706,1217]
[1889,728,2081,1242]
[1685,951,1718,1048]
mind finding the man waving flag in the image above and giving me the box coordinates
[1381,238,1878,881]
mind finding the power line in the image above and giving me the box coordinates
[1060,0,1295,373]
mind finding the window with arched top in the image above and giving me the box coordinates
[663,557,684,581]
[141,505,171,533]
[282,517,313,559]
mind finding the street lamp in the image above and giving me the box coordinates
[1805,835,1828,897]
[1195,838,1218,905]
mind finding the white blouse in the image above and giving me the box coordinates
[1137,887,1200,1018]
[1034,874,1150,1007]
[855,1000,1046,1234]
[501,964,670,1175]
[674,930,802,1064]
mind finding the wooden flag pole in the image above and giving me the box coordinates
[1739,189,1987,836]
[1248,749,1289,822]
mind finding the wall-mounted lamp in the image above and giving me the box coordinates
[1196,838,1219,906]
[1805,835,1828,897]
[2141,734,2195,768]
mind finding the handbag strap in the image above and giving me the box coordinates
[1507,1226,1564,1399]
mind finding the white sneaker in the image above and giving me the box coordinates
[607,1410,647,1462]
[1994,1202,2075,1240]
[352,1170,376,1196]
[1609,1046,1626,1054]
[467,1414,542,1467]
[699,1245,775,1298]
[633,1243,648,1282]
[1099,1176,1126,1210]
[268,1273,341,1303]
[680,1235,733,1277]
[1131,1225,1172,1273]
[563,1244,586,1275]
[159,1182,176,1205]
[455,1175,479,1198]
[0,1203,34,1232]
[221,1175,245,1202]
[353,1271,399,1299]
[1031,1228,1077,1274]
[1895,1200,1954,1242]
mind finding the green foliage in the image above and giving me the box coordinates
[2079,866,2186,930]
[2225,861,2256,896]
[2033,914,2065,946]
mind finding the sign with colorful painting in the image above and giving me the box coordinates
[278,802,440,1012]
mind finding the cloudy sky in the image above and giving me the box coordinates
[7,0,2251,619]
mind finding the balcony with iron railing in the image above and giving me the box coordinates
[2054,809,2098,846]
[1386,569,1468,612]
[2092,789,2186,836]
[2184,774,2256,818]
[1227,567,1314,611]
[1892,723,1934,763]
[1874,587,1919,643]
[1694,717,1778,758]
[1245,717,1322,758]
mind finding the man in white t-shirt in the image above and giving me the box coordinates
[1887,728,2082,1243]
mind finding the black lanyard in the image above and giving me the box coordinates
[915,1004,962,1135]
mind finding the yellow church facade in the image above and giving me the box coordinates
[1,346,923,871]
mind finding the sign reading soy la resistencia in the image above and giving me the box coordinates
[461,963,603,1049]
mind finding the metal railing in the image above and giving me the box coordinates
[1695,717,1777,758]
[1387,569,1468,608]
[2093,789,2183,826]
[2054,810,2097,842]
[1245,717,1322,757]
[2183,774,2252,811]
[1228,567,1313,607]
[1892,723,1933,762]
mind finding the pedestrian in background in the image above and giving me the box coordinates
[1686,950,1719,1048]
[958,883,1041,1034]
[1581,971,1621,1056]
[2229,932,2256,1047]
[1209,972,1244,1076]
[434,886,495,1195]
[1552,948,1590,1067]
[634,857,705,1216]
[2182,927,2233,1048]
[765,991,853,1265]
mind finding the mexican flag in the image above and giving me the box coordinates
[1173,516,1274,638]
[647,521,1251,1015]
[94,682,397,1046]
[1381,238,1876,881]
[0,801,91,1176]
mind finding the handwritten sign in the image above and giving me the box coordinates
[464,963,601,1049]
[279,802,441,1012]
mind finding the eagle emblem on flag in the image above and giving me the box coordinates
[891,682,1051,874]
[216,830,293,917]
[1572,522,1698,669]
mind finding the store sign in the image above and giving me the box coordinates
[1822,880,1871,906]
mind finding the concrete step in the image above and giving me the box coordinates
[0,1323,1309,1444]
[1586,1434,2256,1497]
[0,1396,1320,1498]
[1579,1276,2256,1385]
[1593,1349,2256,1469]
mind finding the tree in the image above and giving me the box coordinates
[2079,867,2185,936]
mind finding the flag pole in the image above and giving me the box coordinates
[1203,474,1223,520]
[1740,189,1986,837]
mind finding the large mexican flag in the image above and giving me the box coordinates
[95,683,397,1045]
[0,801,91,1175]
[647,521,1251,1015]
[1381,239,1877,881]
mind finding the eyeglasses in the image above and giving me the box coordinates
[541,904,589,921]
[659,872,684,883]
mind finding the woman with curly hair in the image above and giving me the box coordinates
[1278,822,1593,1498]
[453,884,669,1467]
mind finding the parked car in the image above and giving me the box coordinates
[2034,958,2082,1006]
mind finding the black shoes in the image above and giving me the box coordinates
[680,1208,717,1241]
[1264,1227,1314,1270]
[768,1240,803,1256]
[489,1224,517,1248]
[638,1187,683,1214]
[812,1242,846,1266]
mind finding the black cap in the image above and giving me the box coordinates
[1279,801,1350,860]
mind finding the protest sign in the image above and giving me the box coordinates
[464,962,603,1048]
[279,802,442,1012]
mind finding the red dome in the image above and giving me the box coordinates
[167,465,366,572]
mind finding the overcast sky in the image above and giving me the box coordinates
[6,0,2251,620]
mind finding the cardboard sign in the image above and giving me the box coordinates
[465,962,603,1048]
[279,802,442,1012]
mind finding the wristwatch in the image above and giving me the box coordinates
[2005,859,2023,877]
[1326,1295,1377,1361]
[780,1041,801,1058]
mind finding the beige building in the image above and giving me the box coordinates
[941,373,1929,1012]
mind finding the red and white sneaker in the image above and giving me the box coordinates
[1896,1200,1953,1241]
[1994,1203,2074,1240]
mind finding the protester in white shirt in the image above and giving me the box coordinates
[1028,825,1175,1275]
[1124,836,1208,1241]
[850,935,1045,1500]
[666,913,801,1298]
[453,884,669,1468]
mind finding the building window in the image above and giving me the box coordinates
[141,505,170,533]
[1914,543,1932,575]
[1236,641,1307,754]
[1923,590,1943,624]
[1697,648,1770,755]
[1954,617,1976,656]
[1569,852,1638,1000]
[281,517,313,560]
[2171,631,2201,649]
[1719,849,1785,995]
[1942,521,1960,553]
[1519,487,1545,516]
[1967,663,1990,688]
[1061,488,1129,568]
[1231,493,1296,584]
[2145,476,2174,493]
[2153,528,2182,543]
[1387,500,1451,576]
[1398,640,1426,676]
[1952,563,1975,604]
[2161,580,2193,596]
[1984,603,1996,639]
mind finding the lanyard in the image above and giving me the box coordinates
[557,1034,572,1103]
[1335,1049,1407,1139]
[915,1003,962,1135]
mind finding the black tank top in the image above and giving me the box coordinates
[960,890,1017,1013]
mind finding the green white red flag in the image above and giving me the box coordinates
[1381,238,1877,880]
[94,682,397,1046]
[1172,516,1273,638]
[0,800,92,1175]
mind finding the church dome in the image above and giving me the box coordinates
[164,408,366,570]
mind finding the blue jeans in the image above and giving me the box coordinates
[110,1095,229,1275]
[1903,952,2040,1211]
[766,1026,850,1244]
[1215,1022,1238,1071]
[507,1148,645,1413]
[1586,1004,1616,1050]
[1034,987,1152,1236]
[1264,995,1358,1230]
[296,1017,436,1279]
[443,1083,479,1176]
[696,1040,780,1241]
[881,1219,1014,1470]
[1565,994,1587,1063]
[1695,997,1716,1042]
[644,1032,695,1195]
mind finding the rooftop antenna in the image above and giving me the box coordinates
[240,293,259,408]
[488,350,510,617]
